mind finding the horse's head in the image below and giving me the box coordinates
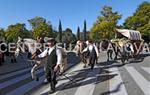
[15,38,35,58]
[15,38,26,57]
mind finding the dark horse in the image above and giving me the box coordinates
[6,43,18,63]
[101,40,131,63]
[101,40,117,61]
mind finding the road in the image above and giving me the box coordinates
[0,51,149,95]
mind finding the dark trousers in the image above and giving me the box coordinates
[46,67,57,91]
[89,55,97,69]
[107,50,113,61]
[0,58,2,65]
[2,53,5,63]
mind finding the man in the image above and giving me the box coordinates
[74,40,81,56]
[107,40,114,61]
[0,41,5,65]
[34,38,63,94]
[82,40,99,69]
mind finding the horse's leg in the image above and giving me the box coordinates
[126,52,130,63]
[10,54,14,63]
[43,65,48,83]
[41,60,48,83]
[114,48,118,60]
[83,58,87,68]
[60,57,67,74]
[121,53,125,63]
[11,58,13,63]
[31,63,40,81]
[107,51,110,61]
[110,50,113,60]
[121,51,126,64]
[62,58,67,73]
[59,65,63,74]
[82,54,87,68]
[14,55,17,63]
[59,62,64,74]
[116,49,120,59]
[27,52,31,59]
[96,56,98,64]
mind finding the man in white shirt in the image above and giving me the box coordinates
[36,38,62,94]
[82,40,99,69]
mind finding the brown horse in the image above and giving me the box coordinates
[74,41,88,68]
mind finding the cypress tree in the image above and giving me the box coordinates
[83,20,87,41]
[77,26,80,40]
[58,19,62,43]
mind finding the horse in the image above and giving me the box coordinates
[56,45,68,74]
[16,38,67,81]
[6,43,18,63]
[73,41,88,68]
[101,40,117,61]
[115,41,134,63]
[103,39,133,63]
[16,38,46,81]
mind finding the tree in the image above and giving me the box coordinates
[90,6,121,40]
[28,16,53,39]
[124,2,150,42]
[28,16,46,29]
[56,28,76,49]
[5,23,30,42]
[58,20,63,43]
[0,28,5,38]
[76,26,80,40]
[62,28,76,44]
[83,20,87,41]
[52,28,58,38]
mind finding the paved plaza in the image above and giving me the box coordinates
[0,51,150,95]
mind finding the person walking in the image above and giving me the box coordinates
[74,40,82,56]
[34,38,63,94]
[82,40,99,69]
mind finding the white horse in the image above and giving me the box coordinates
[16,38,67,81]
[16,38,47,81]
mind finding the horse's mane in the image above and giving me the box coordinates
[23,38,36,43]
[23,38,37,54]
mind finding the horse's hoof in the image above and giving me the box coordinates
[43,82,48,84]
[83,65,86,68]
[88,64,91,66]
[59,72,63,75]
[36,77,39,81]
[42,79,48,84]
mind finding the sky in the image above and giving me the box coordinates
[0,0,149,33]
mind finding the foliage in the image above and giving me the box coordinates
[76,26,80,40]
[28,16,46,29]
[0,28,5,38]
[58,20,62,43]
[83,20,87,41]
[56,28,76,44]
[90,5,121,40]
[124,2,150,41]
[28,16,53,39]
[5,23,30,42]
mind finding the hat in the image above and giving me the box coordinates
[44,37,55,42]
[86,40,89,45]
[76,41,81,45]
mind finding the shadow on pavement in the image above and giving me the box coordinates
[97,60,125,69]
[100,82,127,95]
[55,67,117,93]
[129,53,150,64]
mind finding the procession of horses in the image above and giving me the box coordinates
[0,29,150,83]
